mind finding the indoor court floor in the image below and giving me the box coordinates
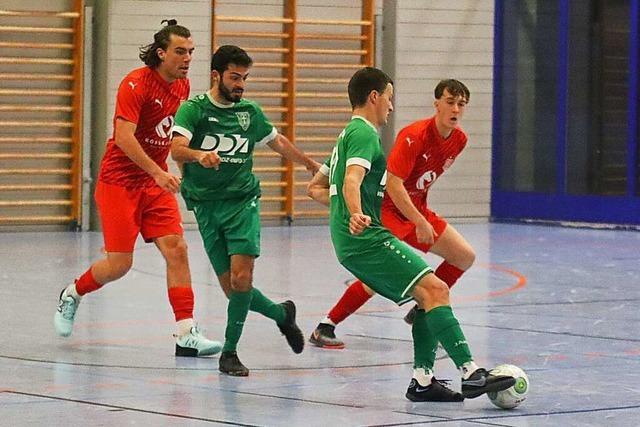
[1,222,639,426]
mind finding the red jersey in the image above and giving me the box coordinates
[99,66,190,188]
[381,116,467,216]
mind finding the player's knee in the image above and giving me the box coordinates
[423,276,449,305]
[460,247,476,270]
[108,257,132,279]
[163,239,189,266]
[448,245,476,271]
[230,269,253,292]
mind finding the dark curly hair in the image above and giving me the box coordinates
[210,45,253,75]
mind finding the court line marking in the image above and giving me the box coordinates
[0,353,411,371]
[459,322,640,343]
[369,403,640,426]
[348,319,640,344]
[1,390,260,426]
[458,297,640,310]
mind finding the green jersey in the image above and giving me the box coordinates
[172,92,277,204]
[328,116,388,261]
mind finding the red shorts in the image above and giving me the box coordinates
[381,206,448,253]
[95,180,183,252]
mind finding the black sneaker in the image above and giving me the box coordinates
[404,304,419,325]
[406,378,464,402]
[277,300,304,354]
[309,323,345,349]
[461,368,516,399]
[219,351,249,377]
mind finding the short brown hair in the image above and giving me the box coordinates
[434,79,470,102]
[348,67,393,109]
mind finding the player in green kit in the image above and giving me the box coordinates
[307,67,515,401]
[171,45,320,376]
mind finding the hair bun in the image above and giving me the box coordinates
[161,19,178,26]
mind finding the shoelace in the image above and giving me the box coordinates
[435,378,452,386]
[59,297,77,320]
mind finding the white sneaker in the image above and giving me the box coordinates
[175,326,222,357]
[54,287,79,337]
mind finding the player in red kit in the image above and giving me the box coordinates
[54,20,221,357]
[309,79,475,349]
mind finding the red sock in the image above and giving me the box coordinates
[327,280,373,324]
[168,286,194,321]
[75,268,102,296]
[435,261,465,289]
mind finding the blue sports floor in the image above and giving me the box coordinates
[1,222,639,426]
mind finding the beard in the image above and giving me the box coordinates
[218,80,243,103]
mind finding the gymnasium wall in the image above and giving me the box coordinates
[91,0,493,226]
[383,0,494,221]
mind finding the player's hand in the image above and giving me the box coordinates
[415,219,436,245]
[154,170,181,193]
[349,213,371,235]
[306,160,321,176]
[197,151,221,169]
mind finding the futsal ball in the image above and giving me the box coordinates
[487,364,529,409]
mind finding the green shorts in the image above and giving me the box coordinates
[190,194,261,275]
[339,230,433,305]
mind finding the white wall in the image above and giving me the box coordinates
[383,0,494,220]
[93,0,493,226]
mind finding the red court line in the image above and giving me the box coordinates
[349,263,528,315]
[452,263,528,303]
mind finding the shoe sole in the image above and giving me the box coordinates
[405,392,464,402]
[309,336,345,349]
[175,343,222,357]
[54,327,72,338]
[462,377,516,399]
[219,368,249,377]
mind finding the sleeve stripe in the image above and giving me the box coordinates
[319,164,330,176]
[171,125,192,141]
[256,127,278,147]
[346,157,371,170]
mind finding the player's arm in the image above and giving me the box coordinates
[307,168,330,207]
[386,172,436,244]
[170,134,220,169]
[343,165,371,235]
[114,118,181,193]
[267,134,320,176]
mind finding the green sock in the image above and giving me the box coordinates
[412,309,439,370]
[425,305,473,368]
[249,288,286,324]
[222,290,253,353]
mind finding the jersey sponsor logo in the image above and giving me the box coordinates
[416,170,437,190]
[154,98,163,108]
[201,133,249,156]
[208,117,219,122]
[235,112,250,131]
[154,115,175,140]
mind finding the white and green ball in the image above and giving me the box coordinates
[487,364,529,409]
